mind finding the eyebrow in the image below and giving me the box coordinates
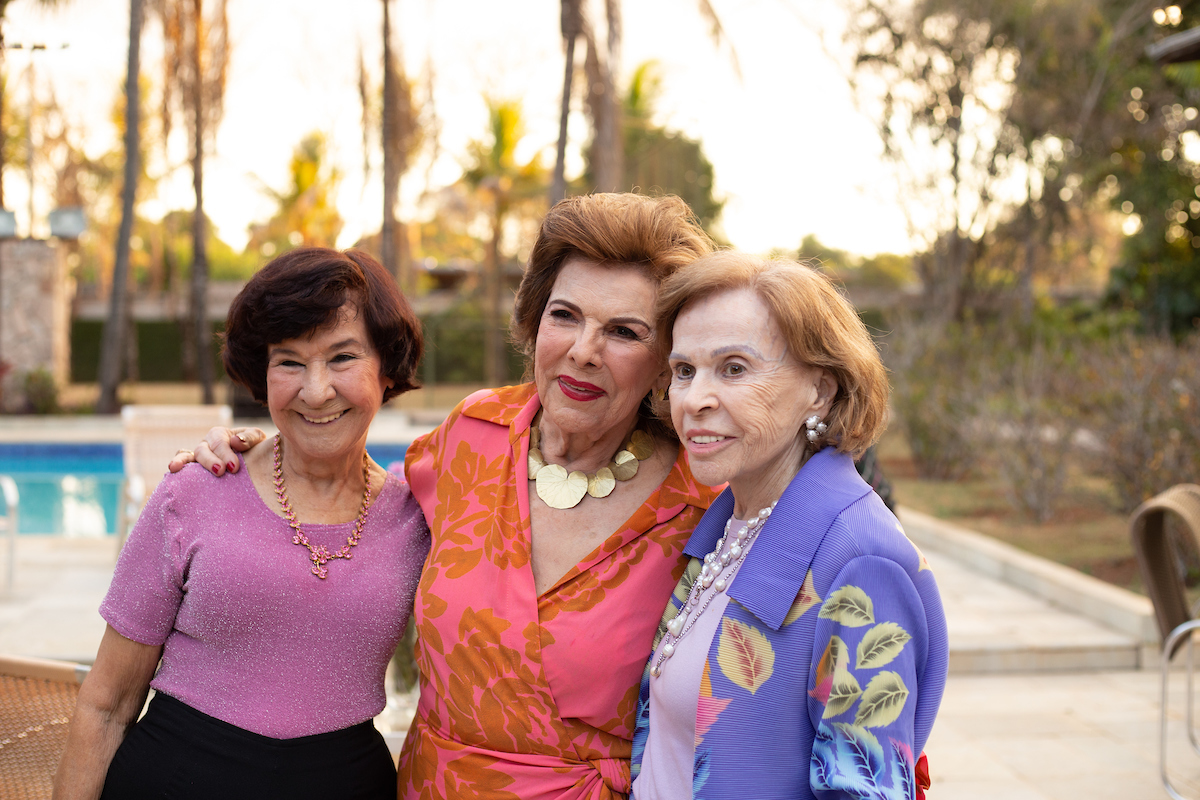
[670,344,767,361]
[547,299,652,329]
[269,338,366,357]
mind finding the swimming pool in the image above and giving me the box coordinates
[0,442,411,535]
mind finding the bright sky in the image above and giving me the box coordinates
[7,0,912,258]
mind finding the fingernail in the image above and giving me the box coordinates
[211,465,220,475]
[236,434,248,444]
[227,462,237,473]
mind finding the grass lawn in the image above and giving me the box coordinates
[875,428,1143,594]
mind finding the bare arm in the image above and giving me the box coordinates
[167,426,267,475]
[52,626,163,800]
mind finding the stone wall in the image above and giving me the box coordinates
[0,240,72,412]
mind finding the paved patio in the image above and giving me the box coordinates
[1,409,1196,797]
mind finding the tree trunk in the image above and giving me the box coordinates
[381,0,399,283]
[96,0,144,414]
[484,198,504,386]
[191,0,214,404]
[551,0,582,205]
[583,34,622,192]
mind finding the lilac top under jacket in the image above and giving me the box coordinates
[630,447,949,800]
[101,459,430,739]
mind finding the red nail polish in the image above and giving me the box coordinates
[212,465,220,475]
[227,462,237,472]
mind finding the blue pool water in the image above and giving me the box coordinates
[0,442,411,536]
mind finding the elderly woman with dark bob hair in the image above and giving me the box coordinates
[629,253,948,800]
[171,193,724,799]
[53,248,429,800]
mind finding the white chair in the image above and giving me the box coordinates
[1,476,17,595]
[119,405,233,546]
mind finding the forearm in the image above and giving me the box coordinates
[52,691,147,800]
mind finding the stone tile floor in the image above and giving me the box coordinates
[0,511,1189,797]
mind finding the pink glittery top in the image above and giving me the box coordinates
[100,457,430,739]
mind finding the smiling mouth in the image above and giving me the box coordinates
[690,435,727,444]
[558,377,604,400]
[303,410,347,424]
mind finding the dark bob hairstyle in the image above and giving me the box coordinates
[222,247,423,404]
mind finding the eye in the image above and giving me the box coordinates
[549,308,574,321]
[723,362,746,377]
[276,359,302,368]
[331,353,357,363]
[613,325,637,339]
[672,363,695,380]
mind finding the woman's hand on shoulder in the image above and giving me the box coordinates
[167,427,267,476]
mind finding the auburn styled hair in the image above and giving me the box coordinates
[222,247,423,404]
[511,192,714,360]
[655,252,890,457]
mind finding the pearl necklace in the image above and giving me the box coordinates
[528,411,653,509]
[272,434,372,580]
[650,501,776,678]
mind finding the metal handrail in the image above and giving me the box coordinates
[1163,621,1200,799]
[0,475,18,594]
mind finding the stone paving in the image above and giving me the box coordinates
[1,410,1196,797]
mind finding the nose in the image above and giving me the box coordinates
[567,323,603,367]
[299,361,336,406]
[678,370,718,416]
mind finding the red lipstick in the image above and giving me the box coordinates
[558,376,604,401]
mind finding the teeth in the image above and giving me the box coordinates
[304,411,345,424]
[691,435,725,444]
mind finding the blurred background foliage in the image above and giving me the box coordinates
[17,0,1200,521]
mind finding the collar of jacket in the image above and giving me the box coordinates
[682,447,872,631]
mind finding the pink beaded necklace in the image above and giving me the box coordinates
[272,433,372,579]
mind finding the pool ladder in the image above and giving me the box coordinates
[0,475,17,594]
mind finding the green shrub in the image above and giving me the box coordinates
[22,368,60,414]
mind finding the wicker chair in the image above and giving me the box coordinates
[0,654,90,800]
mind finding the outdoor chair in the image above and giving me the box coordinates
[0,654,90,800]
[1130,483,1200,800]
[119,404,233,546]
[1,475,17,594]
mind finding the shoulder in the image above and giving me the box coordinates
[411,383,537,450]
[460,383,538,426]
[377,472,427,528]
[148,461,245,512]
[660,441,723,513]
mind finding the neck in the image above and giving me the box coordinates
[277,436,370,493]
[537,410,641,473]
[729,445,812,519]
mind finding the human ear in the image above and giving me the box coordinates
[811,368,838,417]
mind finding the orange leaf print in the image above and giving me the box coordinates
[783,569,823,627]
[716,618,776,694]
[695,662,732,746]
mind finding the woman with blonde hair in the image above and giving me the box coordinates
[630,252,947,800]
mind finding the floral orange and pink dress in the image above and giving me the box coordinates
[396,383,720,800]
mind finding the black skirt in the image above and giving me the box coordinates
[100,692,396,800]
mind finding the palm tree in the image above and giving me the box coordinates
[380,0,420,294]
[155,0,228,404]
[96,0,144,413]
[551,0,738,200]
[0,0,68,209]
[464,99,547,384]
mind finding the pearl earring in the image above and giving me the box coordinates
[805,415,828,443]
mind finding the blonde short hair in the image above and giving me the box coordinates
[655,252,889,458]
